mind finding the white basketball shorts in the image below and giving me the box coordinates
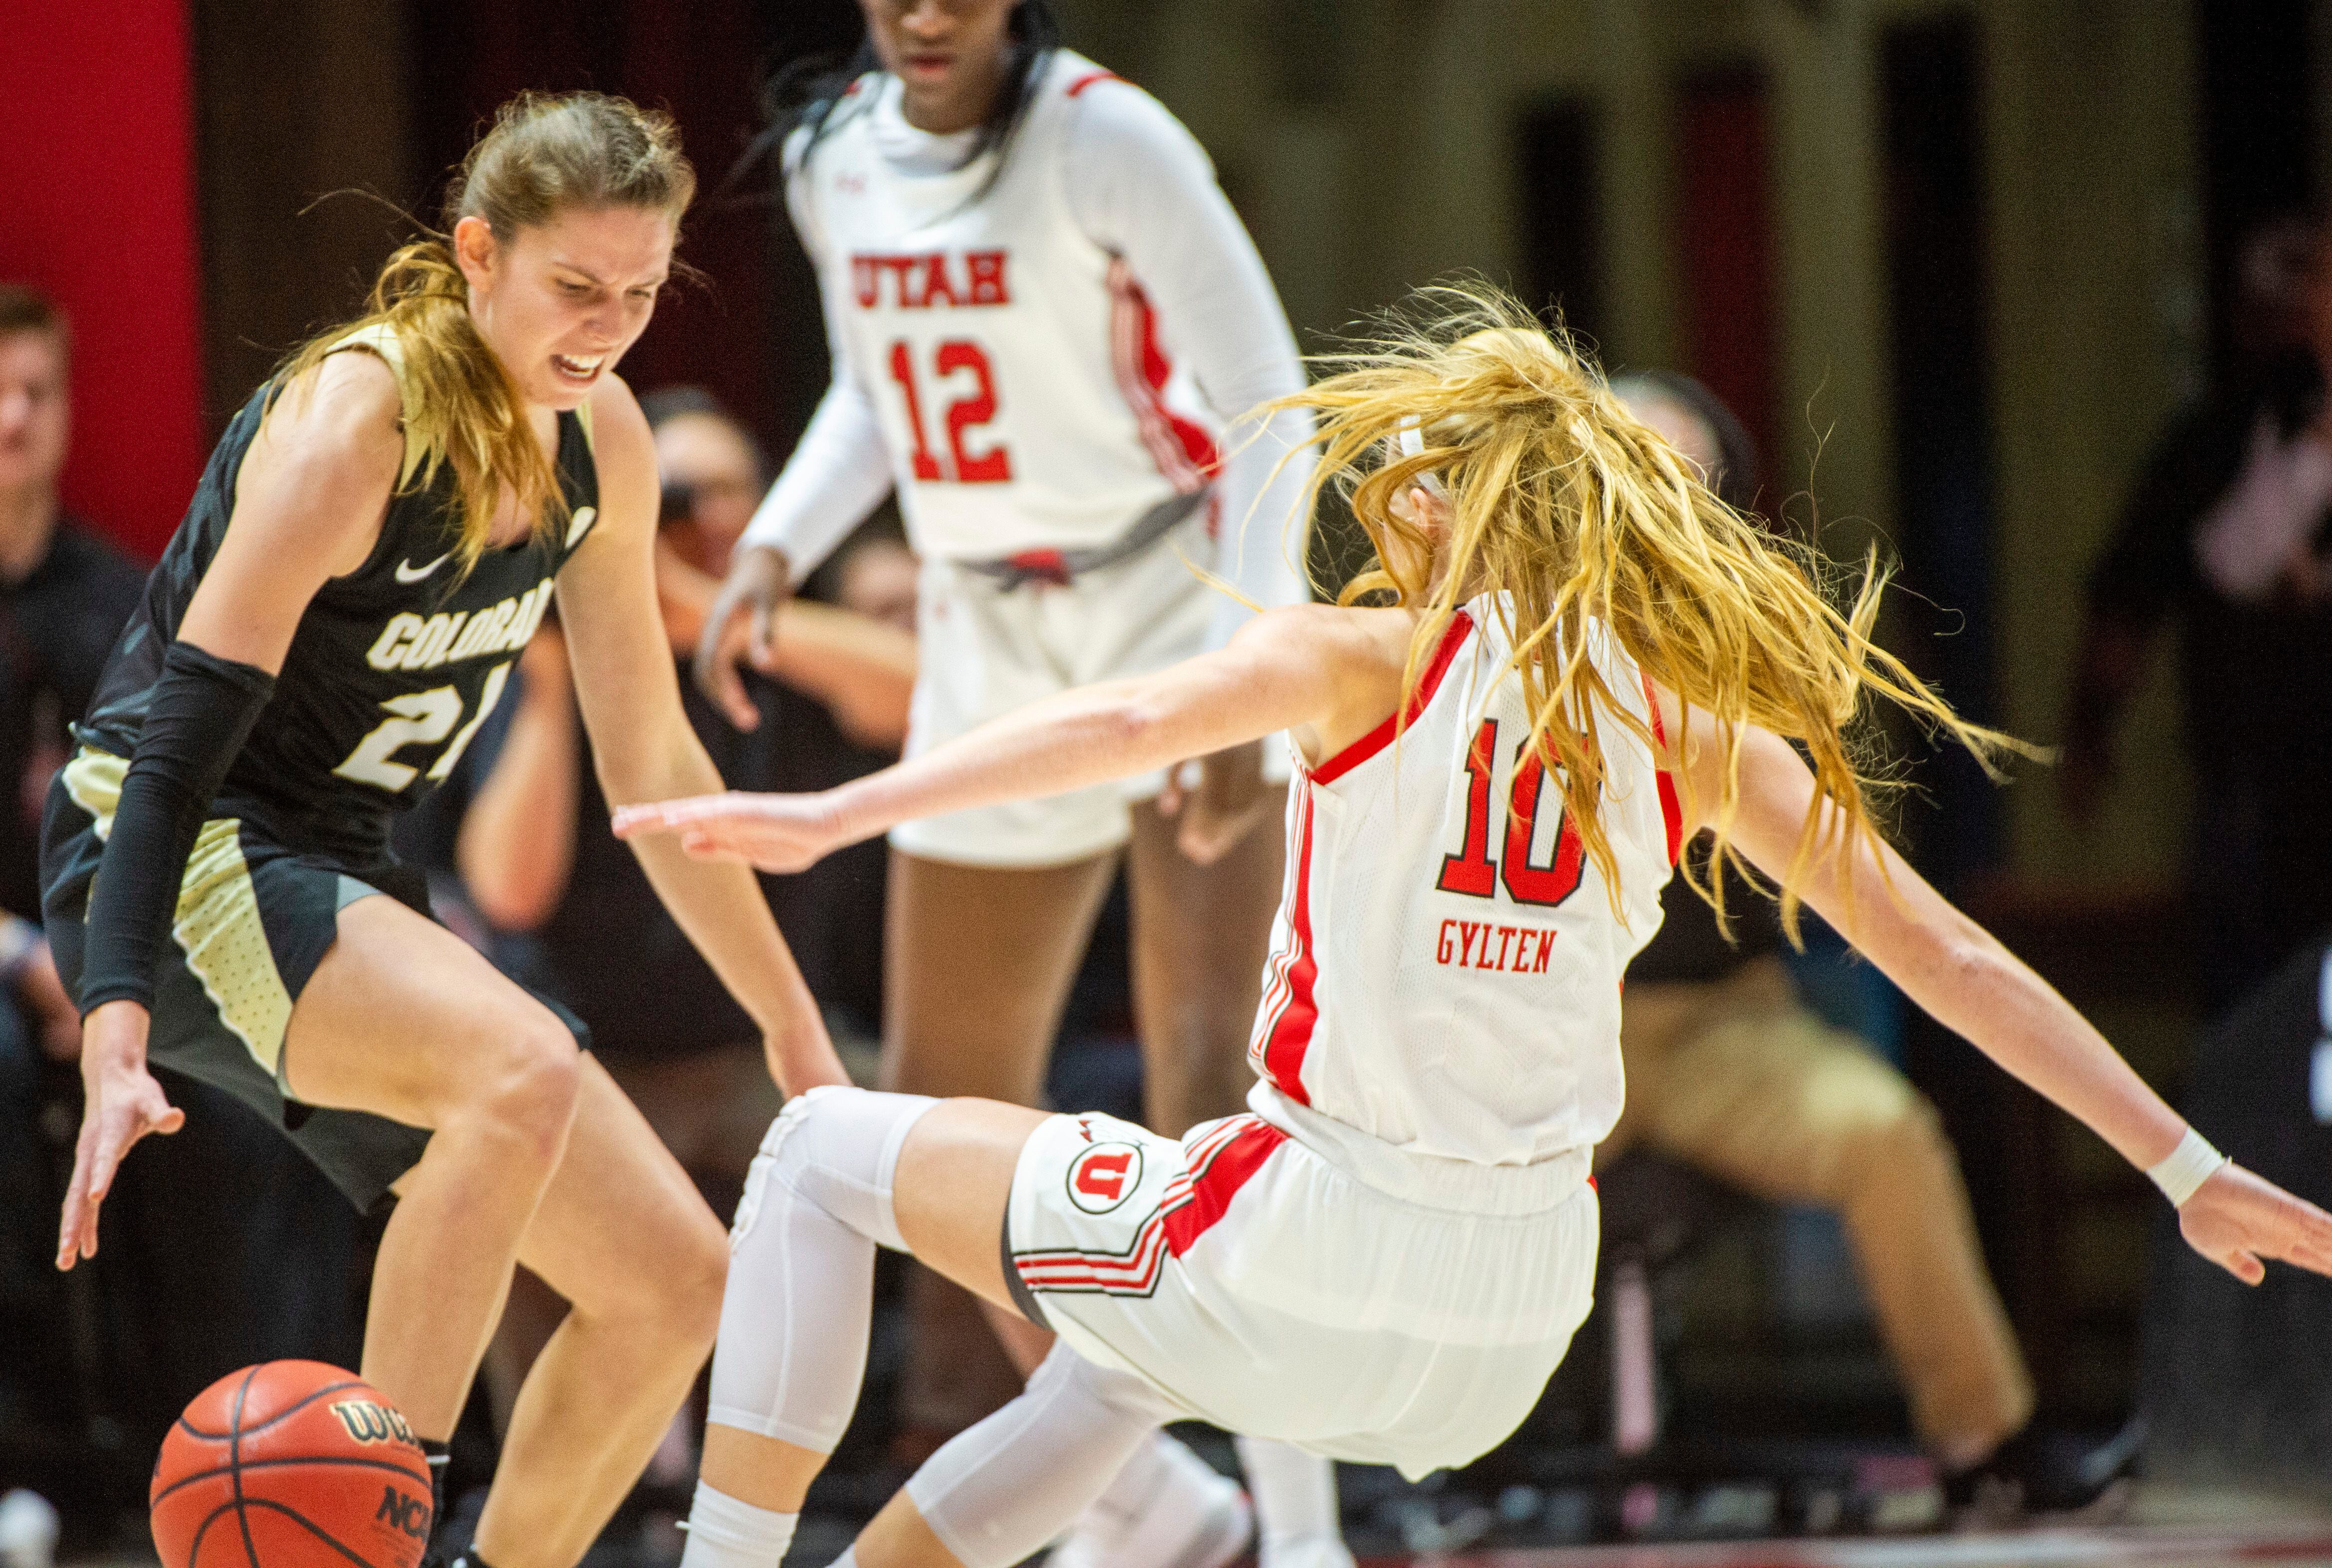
[892,528,1287,868]
[1002,1109,1600,1480]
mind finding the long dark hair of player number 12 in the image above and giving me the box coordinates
[738,0,1063,201]
[276,91,696,577]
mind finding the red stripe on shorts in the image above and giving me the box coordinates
[1162,1118,1286,1256]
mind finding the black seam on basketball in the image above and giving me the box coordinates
[240,1499,391,1568]
[152,1455,434,1507]
[186,1499,238,1568]
[231,1367,260,1568]
[176,1380,369,1441]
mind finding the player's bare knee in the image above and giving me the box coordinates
[666,1210,730,1350]
[576,1197,727,1338]
[470,1012,582,1166]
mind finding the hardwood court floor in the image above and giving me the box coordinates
[1357,1491,2332,1568]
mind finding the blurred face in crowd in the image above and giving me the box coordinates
[0,328,68,500]
[1622,390,1722,487]
[455,205,674,413]
[656,412,763,573]
[837,537,920,634]
[859,0,1017,133]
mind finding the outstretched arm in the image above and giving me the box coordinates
[616,603,1403,871]
[562,378,846,1096]
[1690,707,2332,1284]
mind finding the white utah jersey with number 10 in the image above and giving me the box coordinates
[788,50,1222,561]
[1245,601,1684,1201]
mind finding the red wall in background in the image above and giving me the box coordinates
[1676,68,1780,490]
[0,1,207,561]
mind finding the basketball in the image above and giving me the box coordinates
[150,1361,433,1568]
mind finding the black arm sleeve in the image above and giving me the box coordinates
[77,642,276,1014]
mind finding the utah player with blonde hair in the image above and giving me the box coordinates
[45,93,844,1568]
[627,289,2332,1568]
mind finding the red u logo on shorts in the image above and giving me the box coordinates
[1067,1144,1144,1213]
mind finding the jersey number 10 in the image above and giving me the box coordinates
[1436,718,1585,908]
[888,339,1013,484]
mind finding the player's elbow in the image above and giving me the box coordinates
[1097,688,1174,758]
[466,862,565,932]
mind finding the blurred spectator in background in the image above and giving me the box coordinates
[401,390,914,1479]
[0,285,367,1522]
[0,286,137,1029]
[2063,212,2332,1015]
[0,280,136,1488]
[1608,374,2124,1515]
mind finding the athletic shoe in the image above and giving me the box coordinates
[1944,1420,2142,1525]
[1049,1443,1254,1568]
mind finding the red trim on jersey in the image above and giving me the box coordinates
[1066,70,1123,97]
[1641,672,1682,866]
[1163,1118,1287,1254]
[1310,611,1476,785]
[1252,790,1320,1104]
[1107,259,1221,493]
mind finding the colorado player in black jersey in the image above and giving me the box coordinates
[41,94,847,1568]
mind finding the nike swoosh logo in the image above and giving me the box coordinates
[565,505,597,548]
[394,552,451,584]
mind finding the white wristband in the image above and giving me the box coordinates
[2147,1126,2229,1208]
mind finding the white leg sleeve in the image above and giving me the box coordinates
[904,1343,1179,1568]
[705,1086,937,1449]
[1237,1435,1345,1556]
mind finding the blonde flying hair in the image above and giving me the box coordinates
[1273,286,2030,937]
[279,91,696,571]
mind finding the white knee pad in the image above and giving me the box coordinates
[739,1084,937,1252]
[707,1087,938,1451]
[906,1343,1178,1568]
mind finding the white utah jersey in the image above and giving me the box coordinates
[789,52,1223,560]
[1246,602,1682,1193]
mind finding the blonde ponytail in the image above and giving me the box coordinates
[277,91,696,573]
[1273,285,2033,938]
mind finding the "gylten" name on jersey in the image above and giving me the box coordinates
[850,250,1011,311]
[1436,918,1558,974]
[365,579,555,672]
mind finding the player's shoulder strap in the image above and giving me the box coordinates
[322,323,430,490]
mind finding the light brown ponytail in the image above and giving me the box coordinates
[278,91,696,571]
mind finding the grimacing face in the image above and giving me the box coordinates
[0,329,69,497]
[455,204,675,412]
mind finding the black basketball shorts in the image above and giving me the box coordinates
[41,748,588,1211]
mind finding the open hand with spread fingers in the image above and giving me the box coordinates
[613,790,852,874]
[2177,1161,2332,1285]
[58,999,185,1270]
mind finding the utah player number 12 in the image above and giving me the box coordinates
[887,338,1012,484]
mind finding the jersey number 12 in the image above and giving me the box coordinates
[888,339,1013,484]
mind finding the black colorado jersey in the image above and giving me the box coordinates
[79,331,601,861]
